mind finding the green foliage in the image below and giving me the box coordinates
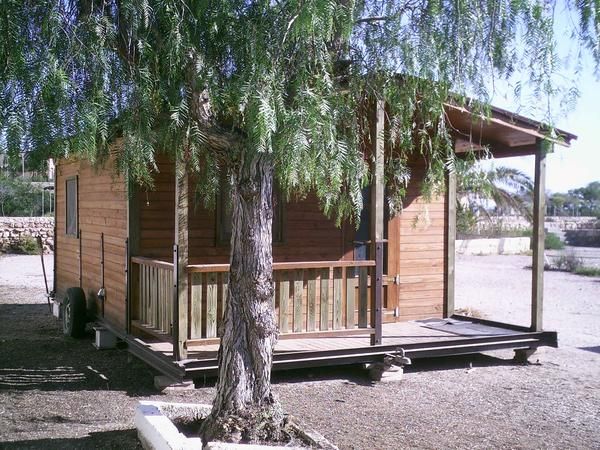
[550,252,600,276]
[1,1,599,225]
[455,160,534,234]
[0,175,49,216]
[544,232,565,250]
[526,229,565,250]
[548,181,600,217]
[9,235,39,255]
[573,266,600,277]
[457,207,478,234]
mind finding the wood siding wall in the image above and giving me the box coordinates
[136,156,349,264]
[135,155,446,324]
[388,162,446,321]
[55,157,128,329]
[138,156,175,260]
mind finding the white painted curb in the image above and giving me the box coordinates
[135,401,204,450]
[135,401,331,450]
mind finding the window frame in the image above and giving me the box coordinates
[65,176,79,237]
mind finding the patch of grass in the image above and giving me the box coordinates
[573,266,600,277]
[521,230,565,250]
[544,232,565,250]
[9,235,39,255]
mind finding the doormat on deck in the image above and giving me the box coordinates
[414,318,516,337]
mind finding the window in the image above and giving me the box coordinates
[216,179,283,245]
[66,177,78,236]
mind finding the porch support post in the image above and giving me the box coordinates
[370,98,385,345]
[444,168,457,318]
[126,179,140,335]
[531,139,549,332]
[173,158,189,360]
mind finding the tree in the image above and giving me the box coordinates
[569,181,600,216]
[0,175,39,216]
[548,181,600,217]
[456,160,534,234]
[2,0,599,444]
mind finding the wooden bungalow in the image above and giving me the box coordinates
[52,102,576,380]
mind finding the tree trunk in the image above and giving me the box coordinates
[200,153,282,444]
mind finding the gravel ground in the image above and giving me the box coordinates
[1,253,599,449]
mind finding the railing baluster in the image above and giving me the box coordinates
[158,268,163,331]
[168,269,173,335]
[139,265,145,324]
[307,269,316,332]
[333,267,343,330]
[190,272,203,339]
[358,267,368,328]
[320,268,329,331]
[293,269,304,333]
[279,272,290,333]
[346,269,356,329]
[206,272,218,338]
[222,272,229,315]
[153,266,159,328]
[145,265,151,324]
[161,269,166,333]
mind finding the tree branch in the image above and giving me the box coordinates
[356,16,392,24]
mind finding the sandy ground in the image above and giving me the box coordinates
[0,253,599,449]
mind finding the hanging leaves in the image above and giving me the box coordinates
[1,0,599,219]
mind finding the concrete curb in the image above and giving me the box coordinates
[135,401,338,450]
[136,401,205,450]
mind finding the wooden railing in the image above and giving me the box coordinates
[186,260,377,341]
[131,256,174,336]
[130,257,381,344]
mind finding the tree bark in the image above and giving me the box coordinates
[200,152,282,444]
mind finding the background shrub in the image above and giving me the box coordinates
[552,253,583,272]
[9,236,40,255]
[544,232,565,250]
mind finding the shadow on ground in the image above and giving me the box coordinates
[0,303,157,396]
[0,429,141,449]
[270,352,518,386]
[579,346,600,355]
[1,303,521,394]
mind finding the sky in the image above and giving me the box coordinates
[485,66,600,194]
[483,8,600,195]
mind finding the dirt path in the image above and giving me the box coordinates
[1,254,599,449]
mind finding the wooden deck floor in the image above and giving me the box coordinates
[143,321,471,357]
[123,317,557,379]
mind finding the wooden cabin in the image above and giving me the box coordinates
[52,102,575,379]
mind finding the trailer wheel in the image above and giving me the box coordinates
[63,287,87,338]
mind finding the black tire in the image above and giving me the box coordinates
[63,287,87,338]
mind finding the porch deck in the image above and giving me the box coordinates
[120,316,557,380]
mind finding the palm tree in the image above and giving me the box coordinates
[456,160,533,234]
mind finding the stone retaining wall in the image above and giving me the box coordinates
[545,216,599,230]
[564,229,600,247]
[0,217,54,254]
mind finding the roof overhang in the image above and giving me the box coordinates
[445,103,577,158]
